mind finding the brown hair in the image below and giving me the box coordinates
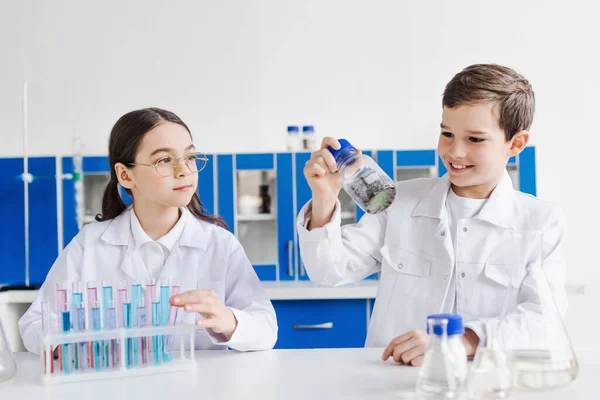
[96,107,227,229]
[442,64,535,141]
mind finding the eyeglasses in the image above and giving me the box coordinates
[126,153,209,177]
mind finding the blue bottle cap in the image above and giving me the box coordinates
[287,126,299,133]
[302,125,315,133]
[327,138,356,160]
[426,314,464,336]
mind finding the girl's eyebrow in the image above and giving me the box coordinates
[149,144,196,157]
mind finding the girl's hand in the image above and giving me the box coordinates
[170,290,238,339]
[382,330,430,366]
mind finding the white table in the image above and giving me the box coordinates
[1,348,596,399]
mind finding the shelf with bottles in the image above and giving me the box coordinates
[236,169,278,266]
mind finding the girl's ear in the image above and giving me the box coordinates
[115,162,135,190]
[508,130,529,157]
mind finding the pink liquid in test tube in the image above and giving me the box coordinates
[56,282,67,371]
[87,281,98,369]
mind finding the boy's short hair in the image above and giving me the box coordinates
[442,64,535,141]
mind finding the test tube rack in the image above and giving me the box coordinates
[39,324,197,385]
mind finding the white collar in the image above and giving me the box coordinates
[130,208,185,252]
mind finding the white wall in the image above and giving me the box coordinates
[1,0,599,288]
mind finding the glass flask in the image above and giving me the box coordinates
[467,318,512,399]
[327,139,396,214]
[480,229,578,392]
[0,318,17,383]
[416,315,467,398]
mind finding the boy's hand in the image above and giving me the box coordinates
[382,330,429,366]
[304,137,361,229]
[170,290,238,339]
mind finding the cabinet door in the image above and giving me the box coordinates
[29,157,59,285]
[273,299,368,349]
[0,158,26,286]
[0,157,58,286]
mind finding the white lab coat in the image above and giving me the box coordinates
[298,171,568,349]
[19,207,277,355]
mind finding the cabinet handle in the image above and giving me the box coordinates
[293,322,333,329]
[287,240,293,276]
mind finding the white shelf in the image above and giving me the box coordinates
[237,213,276,222]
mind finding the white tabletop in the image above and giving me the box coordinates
[1,348,596,399]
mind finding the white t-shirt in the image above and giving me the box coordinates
[442,188,487,313]
[130,209,185,279]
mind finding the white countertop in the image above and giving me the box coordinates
[1,348,597,399]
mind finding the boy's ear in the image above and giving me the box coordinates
[115,162,135,190]
[508,130,529,157]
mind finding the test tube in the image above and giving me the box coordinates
[131,283,142,367]
[71,282,83,371]
[145,279,155,364]
[151,290,161,366]
[116,280,127,328]
[121,295,132,368]
[136,297,148,366]
[91,301,102,371]
[56,282,67,372]
[74,299,87,372]
[159,278,170,361]
[102,281,113,368]
[87,281,98,369]
[106,300,118,369]
[60,301,72,374]
[164,281,180,360]
[41,301,54,374]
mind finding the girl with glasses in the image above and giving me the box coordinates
[19,108,277,355]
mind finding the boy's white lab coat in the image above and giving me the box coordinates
[298,171,568,349]
[19,207,277,355]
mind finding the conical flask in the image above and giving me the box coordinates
[478,228,578,391]
[467,318,512,399]
[0,318,17,383]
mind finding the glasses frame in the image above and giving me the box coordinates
[126,152,209,177]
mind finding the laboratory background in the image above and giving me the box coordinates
[1,0,599,397]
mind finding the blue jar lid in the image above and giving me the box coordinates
[327,138,356,160]
[426,314,464,336]
[302,125,315,133]
[287,126,299,133]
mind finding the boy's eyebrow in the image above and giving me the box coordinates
[465,130,489,135]
[149,144,196,157]
[440,124,489,135]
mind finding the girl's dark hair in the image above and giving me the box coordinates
[96,107,227,229]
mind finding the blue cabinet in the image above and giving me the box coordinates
[273,299,369,349]
[0,157,58,286]
[0,147,538,288]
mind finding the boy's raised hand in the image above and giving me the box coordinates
[303,137,344,201]
[303,137,361,229]
[382,330,429,366]
[170,290,238,339]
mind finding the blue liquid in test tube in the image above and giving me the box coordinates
[71,283,83,371]
[122,300,132,368]
[91,303,102,371]
[106,301,118,368]
[160,280,170,361]
[152,301,161,366]
[75,302,87,372]
[61,307,72,374]
[131,284,142,367]
[102,282,113,368]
